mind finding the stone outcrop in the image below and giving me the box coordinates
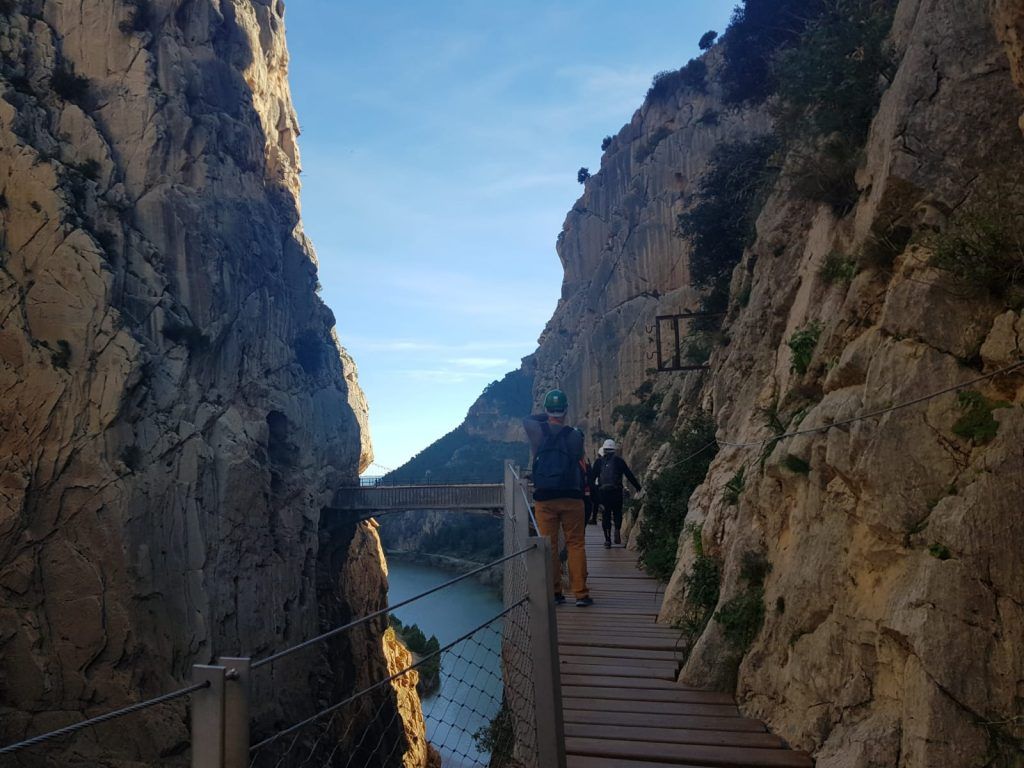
[0,1,424,765]
[507,1,1024,765]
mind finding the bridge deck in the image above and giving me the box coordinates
[331,483,504,513]
[556,526,813,768]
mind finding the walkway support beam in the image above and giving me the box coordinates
[526,538,568,768]
[191,665,226,768]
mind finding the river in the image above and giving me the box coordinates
[386,558,504,768]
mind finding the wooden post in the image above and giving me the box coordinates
[191,665,225,768]
[526,538,567,768]
[217,657,250,768]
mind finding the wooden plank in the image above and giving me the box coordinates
[558,644,679,661]
[566,737,814,768]
[563,709,765,733]
[567,758,711,768]
[561,683,734,703]
[558,655,678,670]
[561,635,682,651]
[564,723,784,749]
[562,697,739,718]
[559,664,677,680]
[561,675,704,696]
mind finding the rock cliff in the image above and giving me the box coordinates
[523,1,1024,765]
[0,1,422,765]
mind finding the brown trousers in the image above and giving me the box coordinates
[534,498,589,599]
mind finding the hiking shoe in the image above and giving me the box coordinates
[614,529,622,545]
[575,597,594,607]
[554,593,566,605]
[604,537,611,548]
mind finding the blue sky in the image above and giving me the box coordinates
[286,1,737,472]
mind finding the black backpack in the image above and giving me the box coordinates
[532,423,580,492]
[599,456,621,488]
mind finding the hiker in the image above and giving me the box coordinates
[523,389,592,607]
[591,439,641,548]
[582,456,596,525]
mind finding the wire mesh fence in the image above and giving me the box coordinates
[246,599,536,768]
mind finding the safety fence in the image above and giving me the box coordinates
[0,463,563,768]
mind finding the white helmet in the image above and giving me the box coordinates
[602,439,617,454]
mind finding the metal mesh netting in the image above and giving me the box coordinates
[247,595,535,768]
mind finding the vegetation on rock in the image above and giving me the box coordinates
[389,616,441,696]
[637,412,717,580]
[787,323,821,375]
[952,390,1010,446]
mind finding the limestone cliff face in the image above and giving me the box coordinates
[527,1,1024,765]
[0,1,418,765]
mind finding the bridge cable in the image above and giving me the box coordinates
[250,543,537,671]
[249,597,529,752]
[0,681,210,755]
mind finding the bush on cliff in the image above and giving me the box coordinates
[637,412,718,580]
[677,137,780,305]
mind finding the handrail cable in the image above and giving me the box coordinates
[251,543,537,670]
[249,596,529,752]
[660,358,1024,470]
[0,681,210,755]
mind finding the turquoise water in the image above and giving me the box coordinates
[386,559,504,768]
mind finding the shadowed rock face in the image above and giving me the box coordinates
[0,1,414,765]
[522,1,1024,765]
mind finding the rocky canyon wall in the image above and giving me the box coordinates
[0,1,418,765]
[526,1,1024,766]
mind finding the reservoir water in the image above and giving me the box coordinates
[386,558,504,767]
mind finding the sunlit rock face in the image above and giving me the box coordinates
[0,1,428,765]
[523,1,1024,765]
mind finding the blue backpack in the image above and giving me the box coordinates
[532,423,581,492]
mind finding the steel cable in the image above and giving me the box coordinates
[0,681,210,755]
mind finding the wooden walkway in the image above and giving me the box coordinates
[555,526,813,768]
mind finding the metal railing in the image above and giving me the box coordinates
[0,462,565,768]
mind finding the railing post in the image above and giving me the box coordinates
[191,664,226,768]
[526,538,567,768]
[512,474,530,545]
[217,657,250,768]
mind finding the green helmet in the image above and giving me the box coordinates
[544,389,568,414]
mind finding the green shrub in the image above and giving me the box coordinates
[820,251,858,284]
[51,65,90,103]
[682,332,714,365]
[720,0,818,104]
[473,700,514,765]
[952,390,1009,446]
[698,30,718,50]
[928,543,951,561]
[787,323,821,375]
[601,135,613,151]
[50,339,71,369]
[723,468,745,505]
[637,412,718,580]
[715,587,765,650]
[782,454,811,474]
[611,382,664,432]
[772,0,897,210]
[577,167,590,184]
[389,617,440,696]
[678,137,780,296]
[647,59,707,103]
[928,194,1024,308]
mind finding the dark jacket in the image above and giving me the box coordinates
[591,455,641,492]
[523,414,585,500]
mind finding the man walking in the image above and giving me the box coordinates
[591,439,641,548]
[523,389,593,607]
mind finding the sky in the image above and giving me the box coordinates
[285,1,738,473]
